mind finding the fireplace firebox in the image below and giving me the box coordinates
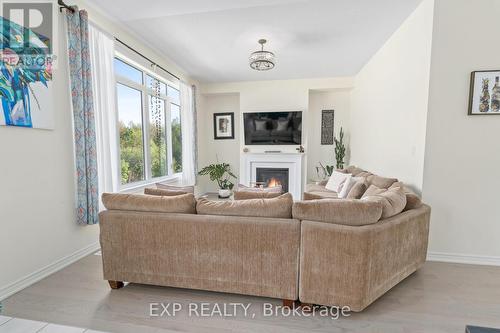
[256,168,289,193]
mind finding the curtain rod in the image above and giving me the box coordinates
[58,0,75,13]
[58,0,180,81]
[115,38,180,81]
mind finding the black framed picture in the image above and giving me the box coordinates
[213,112,235,139]
[468,70,500,115]
[321,110,335,145]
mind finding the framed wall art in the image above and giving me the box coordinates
[213,112,235,139]
[468,70,500,115]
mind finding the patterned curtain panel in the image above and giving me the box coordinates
[66,8,99,225]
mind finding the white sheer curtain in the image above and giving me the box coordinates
[180,82,197,185]
[89,24,119,207]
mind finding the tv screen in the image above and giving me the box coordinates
[243,111,302,145]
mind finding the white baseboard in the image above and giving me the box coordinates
[0,242,100,301]
[427,252,500,267]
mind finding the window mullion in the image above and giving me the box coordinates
[143,88,152,181]
[166,101,174,176]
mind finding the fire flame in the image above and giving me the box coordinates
[267,177,282,188]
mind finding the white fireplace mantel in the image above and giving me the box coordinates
[240,153,305,200]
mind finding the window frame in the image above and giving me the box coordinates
[114,52,182,191]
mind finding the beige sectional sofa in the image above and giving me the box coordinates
[99,166,431,312]
[100,193,300,301]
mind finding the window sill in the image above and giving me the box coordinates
[119,174,182,194]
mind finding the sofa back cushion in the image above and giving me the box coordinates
[366,175,398,189]
[361,185,406,219]
[234,190,282,200]
[196,193,293,219]
[145,188,188,196]
[345,165,367,176]
[292,199,383,226]
[102,193,196,214]
[155,183,195,194]
[389,182,423,211]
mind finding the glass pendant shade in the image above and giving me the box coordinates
[249,39,276,71]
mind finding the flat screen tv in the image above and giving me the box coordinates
[243,111,302,145]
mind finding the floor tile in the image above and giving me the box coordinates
[0,316,12,326]
[0,318,47,332]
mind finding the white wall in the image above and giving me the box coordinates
[307,90,351,181]
[0,1,193,298]
[423,0,500,259]
[197,93,240,193]
[350,0,434,192]
[198,77,354,193]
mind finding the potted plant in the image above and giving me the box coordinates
[334,127,346,169]
[198,163,237,198]
[315,127,347,181]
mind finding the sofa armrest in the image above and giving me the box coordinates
[299,205,430,311]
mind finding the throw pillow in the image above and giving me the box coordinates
[361,185,407,219]
[346,180,368,199]
[325,170,352,193]
[101,193,196,214]
[255,119,267,131]
[276,119,289,131]
[292,199,383,226]
[155,183,195,194]
[196,193,293,219]
[338,176,358,198]
[144,188,188,196]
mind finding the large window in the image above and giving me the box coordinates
[114,56,182,187]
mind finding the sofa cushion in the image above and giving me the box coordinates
[155,183,195,194]
[303,191,338,200]
[346,180,368,199]
[196,193,293,218]
[102,193,196,214]
[356,171,373,178]
[234,190,282,200]
[366,175,398,189]
[292,199,383,226]
[325,170,352,192]
[144,188,188,196]
[305,183,331,193]
[389,182,423,211]
[345,165,366,176]
[361,185,406,219]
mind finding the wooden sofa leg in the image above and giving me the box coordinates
[282,299,297,308]
[108,280,124,289]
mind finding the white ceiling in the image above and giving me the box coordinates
[87,0,423,83]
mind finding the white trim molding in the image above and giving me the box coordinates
[0,242,100,301]
[427,252,500,267]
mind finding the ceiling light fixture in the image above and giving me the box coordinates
[249,39,275,71]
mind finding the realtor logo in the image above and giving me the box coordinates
[1,1,58,68]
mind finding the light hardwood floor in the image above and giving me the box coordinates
[3,253,500,333]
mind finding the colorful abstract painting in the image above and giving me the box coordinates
[0,16,54,129]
